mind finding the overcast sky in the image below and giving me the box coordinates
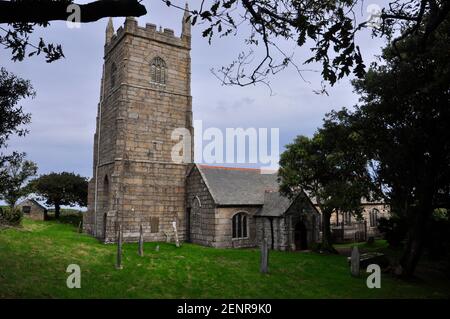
[1,0,388,182]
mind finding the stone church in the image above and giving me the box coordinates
[82,12,322,251]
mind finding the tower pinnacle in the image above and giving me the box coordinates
[182,2,191,38]
[105,18,114,45]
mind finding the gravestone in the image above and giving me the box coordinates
[172,220,180,248]
[350,246,360,276]
[138,224,144,256]
[116,224,123,270]
[260,238,269,274]
[155,245,160,252]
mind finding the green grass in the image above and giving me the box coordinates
[0,219,448,299]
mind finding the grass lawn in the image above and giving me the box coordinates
[0,218,448,299]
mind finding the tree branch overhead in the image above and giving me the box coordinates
[0,0,147,24]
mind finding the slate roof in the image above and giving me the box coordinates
[258,191,293,217]
[197,165,279,206]
[18,198,47,210]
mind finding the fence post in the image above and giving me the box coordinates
[138,224,144,257]
[364,220,368,241]
[116,223,123,270]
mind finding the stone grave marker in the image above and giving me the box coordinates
[350,246,360,276]
[260,238,269,274]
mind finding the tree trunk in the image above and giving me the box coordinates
[0,0,147,24]
[398,205,432,277]
[321,210,338,254]
[55,202,61,219]
[398,188,434,278]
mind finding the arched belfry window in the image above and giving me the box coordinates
[110,63,117,89]
[232,212,248,239]
[150,57,166,85]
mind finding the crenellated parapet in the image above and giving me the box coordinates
[105,14,191,57]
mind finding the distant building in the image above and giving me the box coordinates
[313,198,390,242]
[16,199,48,221]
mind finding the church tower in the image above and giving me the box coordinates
[83,9,193,243]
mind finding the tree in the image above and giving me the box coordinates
[0,152,38,208]
[30,172,88,219]
[0,67,35,165]
[0,0,147,62]
[330,15,450,277]
[278,122,372,253]
[165,0,449,87]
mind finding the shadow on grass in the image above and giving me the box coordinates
[46,210,83,227]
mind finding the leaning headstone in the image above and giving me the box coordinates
[155,245,160,252]
[172,220,180,248]
[350,246,360,277]
[260,238,269,274]
[138,224,144,257]
[116,224,123,270]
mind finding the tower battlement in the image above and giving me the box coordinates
[106,17,191,54]
[106,2,192,53]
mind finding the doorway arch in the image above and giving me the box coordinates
[294,221,308,250]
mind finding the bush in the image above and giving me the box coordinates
[0,207,23,226]
[377,216,408,248]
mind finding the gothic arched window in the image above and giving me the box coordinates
[110,63,117,89]
[232,212,248,239]
[192,196,201,229]
[150,57,166,85]
[369,208,379,227]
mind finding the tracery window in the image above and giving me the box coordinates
[150,57,166,84]
[232,212,248,239]
[369,209,379,227]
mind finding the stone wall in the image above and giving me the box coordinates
[185,166,216,246]
[214,206,260,248]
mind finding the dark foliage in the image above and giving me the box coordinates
[0,206,23,226]
[378,216,408,248]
